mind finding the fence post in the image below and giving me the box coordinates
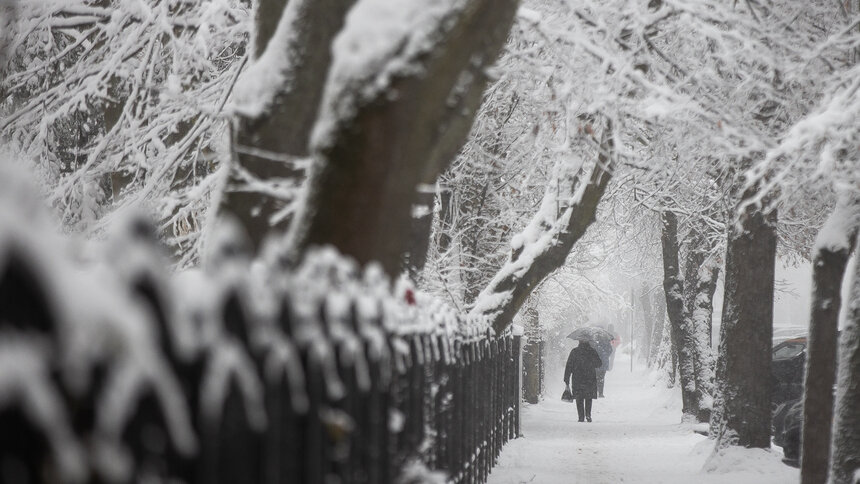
[456,339,465,483]
[514,333,522,438]
[467,340,476,484]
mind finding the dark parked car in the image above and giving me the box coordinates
[772,337,806,406]
[770,333,842,466]
[771,337,806,467]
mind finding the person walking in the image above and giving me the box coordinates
[607,323,621,371]
[595,359,608,398]
[563,339,603,422]
[596,324,621,397]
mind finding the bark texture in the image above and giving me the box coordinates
[222,0,355,251]
[661,210,697,418]
[291,0,521,275]
[829,249,860,483]
[711,192,777,449]
[690,259,719,422]
[682,227,719,423]
[801,199,858,484]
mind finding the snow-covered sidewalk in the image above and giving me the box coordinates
[488,367,798,484]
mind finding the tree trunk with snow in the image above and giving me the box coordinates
[289,0,521,276]
[468,125,615,333]
[522,305,542,404]
[649,291,667,369]
[690,260,719,422]
[640,282,655,364]
[661,210,697,418]
[710,190,777,449]
[682,227,719,423]
[655,320,676,387]
[223,0,356,251]
[820,202,860,484]
[829,249,860,483]
[801,196,858,484]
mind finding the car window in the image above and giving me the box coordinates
[773,342,804,360]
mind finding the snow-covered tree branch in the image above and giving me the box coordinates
[469,122,615,333]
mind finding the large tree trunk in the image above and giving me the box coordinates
[682,226,719,423]
[690,258,719,422]
[661,210,697,419]
[801,196,858,484]
[222,0,356,251]
[711,189,777,449]
[817,198,860,484]
[469,124,615,333]
[829,238,860,483]
[288,0,521,275]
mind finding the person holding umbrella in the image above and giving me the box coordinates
[591,323,621,398]
[563,337,603,422]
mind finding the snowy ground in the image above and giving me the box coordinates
[488,366,798,484]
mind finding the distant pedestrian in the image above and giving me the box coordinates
[596,324,621,397]
[608,324,621,371]
[596,362,607,398]
[563,339,603,422]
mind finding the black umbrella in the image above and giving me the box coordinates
[566,326,614,365]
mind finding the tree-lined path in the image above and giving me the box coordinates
[4,0,860,481]
[488,369,798,484]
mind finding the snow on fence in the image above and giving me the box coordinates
[0,215,521,484]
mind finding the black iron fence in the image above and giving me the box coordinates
[0,218,521,484]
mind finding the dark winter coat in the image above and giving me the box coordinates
[564,343,602,399]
